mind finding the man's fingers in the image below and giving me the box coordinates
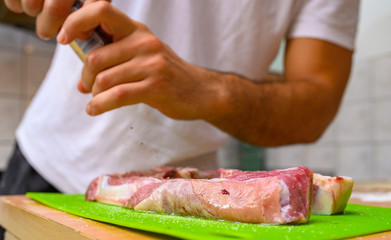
[80,36,141,93]
[77,79,89,93]
[21,0,44,16]
[35,0,74,39]
[4,0,23,13]
[86,82,148,115]
[57,1,137,44]
[90,59,147,96]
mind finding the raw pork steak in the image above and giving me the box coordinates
[86,166,313,224]
[220,169,354,215]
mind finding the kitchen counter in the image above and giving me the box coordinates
[0,195,174,240]
[1,182,391,240]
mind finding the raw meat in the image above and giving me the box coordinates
[219,169,354,215]
[86,166,313,224]
[312,173,354,215]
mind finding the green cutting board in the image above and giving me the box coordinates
[26,193,391,240]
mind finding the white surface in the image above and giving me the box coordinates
[351,191,391,202]
[355,0,391,61]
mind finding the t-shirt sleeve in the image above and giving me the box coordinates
[287,0,360,50]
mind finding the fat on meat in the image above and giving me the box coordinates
[312,173,354,215]
[220,169,354,215]
[86,166,313,224]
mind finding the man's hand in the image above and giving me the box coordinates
[57,1,221,121]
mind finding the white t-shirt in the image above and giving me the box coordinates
[16,0,359,193]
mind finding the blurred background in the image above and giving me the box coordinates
[0,0,390,181]
[263,0,391,180]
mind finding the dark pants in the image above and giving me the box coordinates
[0,143,59,240]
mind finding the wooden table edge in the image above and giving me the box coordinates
[0,195,172,240]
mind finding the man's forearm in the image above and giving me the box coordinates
[201,70,343,147]
[200,38,352,147]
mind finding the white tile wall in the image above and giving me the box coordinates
[217,138,241,169]
[337,145,374,180]
[0,24,23,49]
[266,145,306,169]
[25,54,52,96]
[0,97,22,141]
[336,102,373,143]
[305,144,335,175]
[265,55,391,180]
[317,122,336,143]
[0,51,22,94]
[373,57,391,98]
[344,61,371,103]
[374,144,391,180]
[0,23,56,171]
[26,33,56,55]
[374,99,391,141]
[263,0,391,180]
[0,144,13,169]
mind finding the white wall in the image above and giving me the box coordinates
[0,24,56,170]
[355,0,391,61]
[266,0,391,180]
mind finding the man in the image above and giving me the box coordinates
[1,0,358,197]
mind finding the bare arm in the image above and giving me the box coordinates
[202,38,352,146]
[57,2,352,147]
